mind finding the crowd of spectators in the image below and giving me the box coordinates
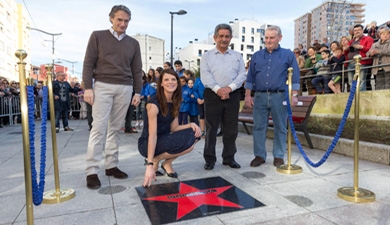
[297,20,390,94]
[0,77,20,127]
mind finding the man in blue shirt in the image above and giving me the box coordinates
[201,23,247,170]
[244,26,300,168]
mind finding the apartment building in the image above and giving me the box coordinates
[179,19,268,69]
[0,0,29,81]
[132,34,165,72]
[294,1,365,48]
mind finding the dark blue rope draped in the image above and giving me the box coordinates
[285,80,357,167]
[27,85,48,205]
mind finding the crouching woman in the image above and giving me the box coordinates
[138,69,201,187]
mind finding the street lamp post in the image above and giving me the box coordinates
[184,59,194,69]
[27,26,62,80]
[170,10,187,65]
[58,58,77,76]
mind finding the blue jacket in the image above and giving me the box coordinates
[143,82,156,99]
[179,85,192,113]
[193,78,205,100]
[188,87,199,116]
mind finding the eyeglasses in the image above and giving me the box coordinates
[2,82,8,84]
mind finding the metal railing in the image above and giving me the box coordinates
[0,96,21,125]
[0,94,87,126]
[299,57,390,94]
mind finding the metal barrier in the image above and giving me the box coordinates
[299,57,390,94]
[0,94,87,126]
[0,96,21,125]
[69,95,87,119]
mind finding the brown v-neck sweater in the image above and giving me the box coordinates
[82,30,142,94]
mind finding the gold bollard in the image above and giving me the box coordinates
[15,49,34,225]
[277,67,302,174]
[337,55,375,203]
[42,65,76,204]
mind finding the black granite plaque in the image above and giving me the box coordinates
[136,176,265,225]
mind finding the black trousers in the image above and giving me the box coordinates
[203,88,240,164]
[86,102,93,127]
[124,91,136,131]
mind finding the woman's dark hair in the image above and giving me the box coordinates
[156,69,182,118]
[183,69,194,79]
[155,67,163,74]
[147,68,156,83]
[163,62,172,69]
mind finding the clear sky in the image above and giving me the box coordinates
[16,0,388,79]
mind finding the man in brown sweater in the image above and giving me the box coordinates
[83,5,142,189]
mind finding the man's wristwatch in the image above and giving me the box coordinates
[292,94,298,97]
[144,161,154,166]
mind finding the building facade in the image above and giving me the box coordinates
[294,1,365,49]
[178,19,268,70]
[294,13,311,50]
[132,34,165,73]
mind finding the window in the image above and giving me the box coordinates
[251,37,254,43]
[242,36,245,42]
[242,27,245,34]
[247,45,254,52]
[198,49,202,57]
[230,43,234,50]
[241,44,244,51]
[149,46,151,51]
[251,28,254,34]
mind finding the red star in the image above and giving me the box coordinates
[143,182,243,220]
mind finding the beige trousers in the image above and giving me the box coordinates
[85,81,132,176]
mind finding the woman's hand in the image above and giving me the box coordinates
[143,165,156,188]
[190,122,202,138]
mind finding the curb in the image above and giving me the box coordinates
[238,123,390,165]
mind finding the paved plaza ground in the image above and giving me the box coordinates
[0,119,389,225]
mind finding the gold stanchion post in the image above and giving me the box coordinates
[337,55,375,203]
[277,67,302,174]
[42,65,76,204]
[15,49,34,225]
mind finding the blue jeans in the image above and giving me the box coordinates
[347,62,368,91]
[311,75,332,93]
[253,92,287,160]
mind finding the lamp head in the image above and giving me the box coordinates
[177,10,187,15]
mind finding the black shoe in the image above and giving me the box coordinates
[124,127,138,134]
[64,127,74,131]
[223,160,241,169]
[155,171,164,176]
[273,158,285,167]
[161,163,178,178]
[216,132,223,137]
[204,163,215,170]
[86,174,101,189]
[250,156,265,167]
[105,167,128,179]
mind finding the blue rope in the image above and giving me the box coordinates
[286,80,357,167]
[27,86,48,205]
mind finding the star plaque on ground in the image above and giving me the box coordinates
[135,176,265,224]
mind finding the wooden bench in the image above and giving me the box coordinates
[238,95,317,149]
